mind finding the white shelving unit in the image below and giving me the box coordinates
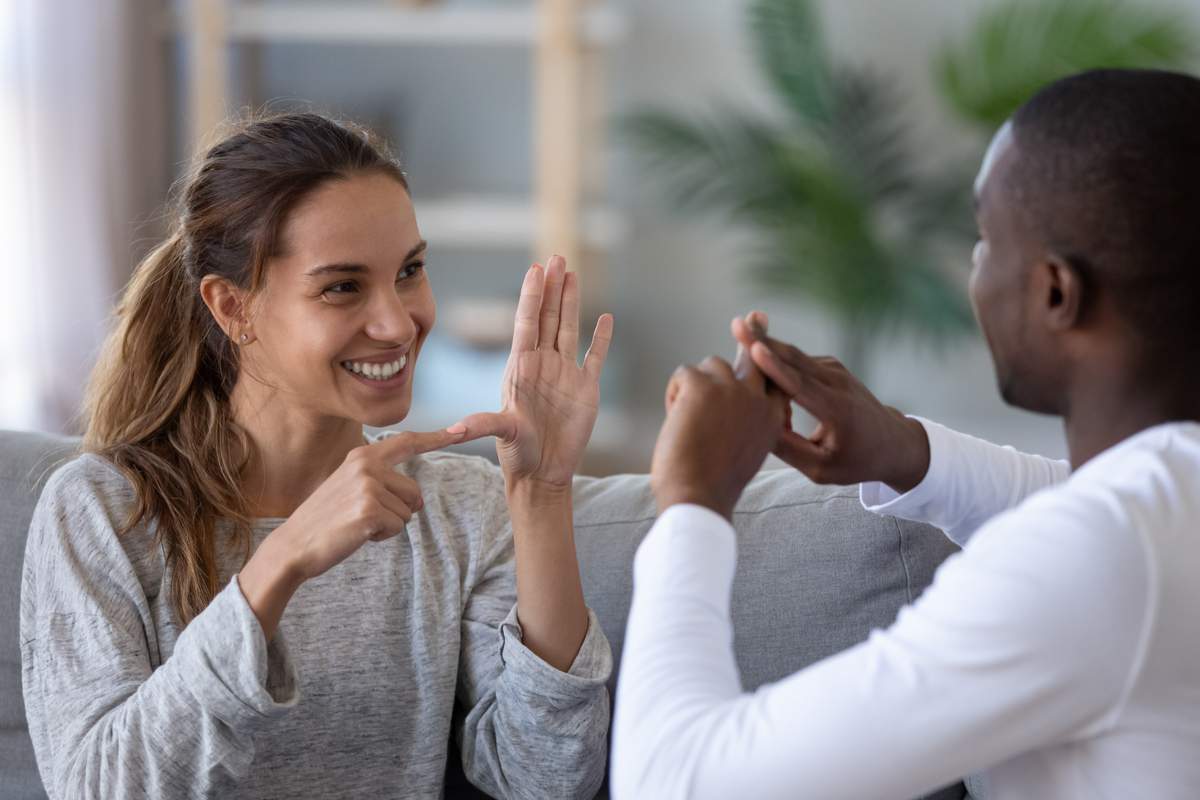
[223,3,626,46]
[415,195,627,251]
[178,0,627,277]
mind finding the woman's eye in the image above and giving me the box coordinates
[398,261,425,281]
[324,281,358,295]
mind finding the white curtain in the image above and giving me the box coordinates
[0,0,165,433]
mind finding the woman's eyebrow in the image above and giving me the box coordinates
[405,240,428,261]
[304,240,428,278]
[305,262,368,278]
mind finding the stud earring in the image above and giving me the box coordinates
[239,333,248,343]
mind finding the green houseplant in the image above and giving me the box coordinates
[935,0,1195,131]
[624,0,975,375]
[625,0,1196,376]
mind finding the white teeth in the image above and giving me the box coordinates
[341,355,407,381]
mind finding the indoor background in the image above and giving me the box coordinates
[4,0,1197,474]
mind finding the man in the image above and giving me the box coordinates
[611,69,1200,799]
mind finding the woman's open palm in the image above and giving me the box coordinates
[457,255,613,487]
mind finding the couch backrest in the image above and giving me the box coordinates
[2,430,967,800]
[572,469,958,694]
[1,430,80,800]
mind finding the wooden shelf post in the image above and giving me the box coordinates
[187,0,230,157]
[534,0,584,273]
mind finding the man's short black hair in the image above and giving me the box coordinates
[1009,68,1200,359]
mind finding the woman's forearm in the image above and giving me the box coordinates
[506,479,590,672]
[238,531,305,641]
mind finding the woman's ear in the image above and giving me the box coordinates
[199,275,254,344]
[1036,253,1085,332]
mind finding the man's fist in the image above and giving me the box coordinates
[650,355,788,521]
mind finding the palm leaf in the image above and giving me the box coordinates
[935,0,1195,129]
[619,109,789,221]
[748,0,832,125]
[825,67,918,206]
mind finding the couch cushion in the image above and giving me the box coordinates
[1,430,79,800]
[573,469,957,691]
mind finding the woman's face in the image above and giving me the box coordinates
[243,171,434,428]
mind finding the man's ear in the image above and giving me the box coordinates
[199,274,250,342]
[1035,253,1085,332]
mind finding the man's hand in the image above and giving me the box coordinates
[731,317,930,493]
[650,355,788,521]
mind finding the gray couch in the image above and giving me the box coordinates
[2,429,971,799]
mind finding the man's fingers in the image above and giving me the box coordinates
[774,429,827,475]
[697,355,736,382]
[583,313,614,379]
[761,336,828,381]
[511,263,545,356]
[731,314,773,394]
[664,364,700,413]
[750,343,803,395]
[747,310,768,336]
[731,312,768,349]
[731,317,755,379]
[537,254,567,350]
[750,342,831,418]
[557,270,581,360]
[452,411,520,444]
[372,427,471,464]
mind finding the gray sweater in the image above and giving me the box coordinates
[19,448,612,800]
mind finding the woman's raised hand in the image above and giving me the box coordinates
[454,255,614,488]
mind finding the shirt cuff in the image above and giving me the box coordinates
[499,604,613,702]
[633,503,738,616]
[860,417,953,518]
[173,575,300,733]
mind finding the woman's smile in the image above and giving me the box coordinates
[339,351,413,389]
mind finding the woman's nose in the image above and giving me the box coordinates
[364,292,419,343]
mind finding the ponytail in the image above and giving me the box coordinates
[83,231,253,626]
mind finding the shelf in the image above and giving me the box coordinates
[167,3,627,48]
[415,195,627,250]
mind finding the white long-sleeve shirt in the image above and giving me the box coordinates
[612,419,1200,800]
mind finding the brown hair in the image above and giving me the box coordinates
[82,112,408,626]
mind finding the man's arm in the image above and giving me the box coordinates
[614,341,1144,798]
[612,493,1147,799]
[733,318,1070,545]
[860,418,1070,545]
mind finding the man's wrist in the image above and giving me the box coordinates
[883,413,931,494]
[653,486,733,521]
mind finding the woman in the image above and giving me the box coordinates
[19,112,615,799]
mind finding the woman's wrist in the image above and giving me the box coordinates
[505,474,573,509]
[238,530,306,640]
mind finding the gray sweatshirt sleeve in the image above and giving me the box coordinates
[19,458,299,800]
[455,467,613,800]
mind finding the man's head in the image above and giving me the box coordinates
[969,68,1200,415]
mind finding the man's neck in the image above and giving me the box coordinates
[230,379,365,518]
[1062,376,1200,469]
